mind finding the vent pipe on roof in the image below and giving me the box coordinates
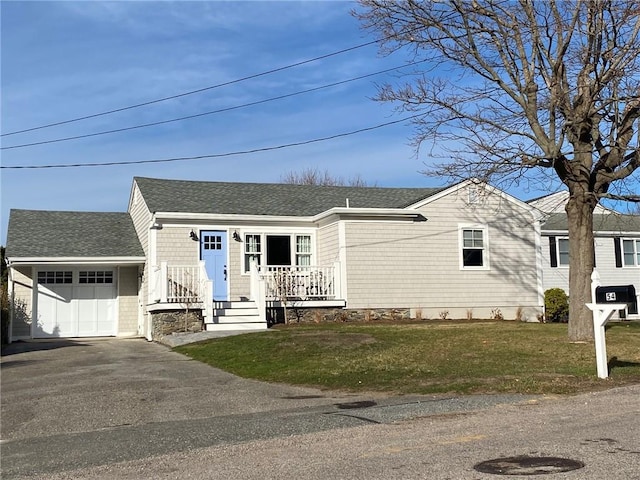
[346,198,350,208]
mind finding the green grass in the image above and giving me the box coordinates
[174,321,640,395]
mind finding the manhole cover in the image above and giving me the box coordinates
[474,456,585,475]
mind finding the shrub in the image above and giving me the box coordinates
[544,288,569,323]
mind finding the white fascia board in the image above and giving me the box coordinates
[154,212,315,224]
[7,257,146,267]
[312,207,426,223]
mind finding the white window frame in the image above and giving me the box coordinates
[556,237,570,267]
[458,224,490,270]
[622,238,640,267]
[243,234,263,273]
[242,231,315,274]
[295,234,312,266]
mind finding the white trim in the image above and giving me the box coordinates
[312,207,426,223]
[458,223,490,271]
[534,221,545,310]
[338,220,348,302]
[239,230,317,275]
[621,237,640,268]
[151,208,426,227]
[7,257,145,266]
[155,212,312,222]
[555,237,570,267]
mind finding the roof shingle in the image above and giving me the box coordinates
[6,210,145,259]
[542,212,640,233]
[134,177,444,216]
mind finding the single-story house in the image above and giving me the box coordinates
[530,191,640,320]
[5,176,555,341]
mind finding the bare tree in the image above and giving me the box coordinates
[281,167,373,187]
[355,0,640,341]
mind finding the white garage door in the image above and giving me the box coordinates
[35,269,117,338]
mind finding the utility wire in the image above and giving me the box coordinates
[1,38,392,137]
[1,114,422,169]
[2,60,426,151]
[2,23,429,138]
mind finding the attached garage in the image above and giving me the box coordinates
[35,268,117,338]
[6,210,145,341]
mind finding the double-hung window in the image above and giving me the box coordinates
[460,226,488,269]
[295,235,312,266]
[622,239,640,267]
[548,236,570,268]
[244,234,262,272]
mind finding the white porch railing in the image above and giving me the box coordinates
[151,262,212,312]
[258,263,339,300]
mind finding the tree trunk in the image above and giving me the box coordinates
[565,194,596,341]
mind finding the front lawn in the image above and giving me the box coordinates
[174,321,640,395]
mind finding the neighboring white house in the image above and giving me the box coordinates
[530,192,640,320]
[3,176,560,341]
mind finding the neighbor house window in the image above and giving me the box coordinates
[557,238,570,266]
[460,226,488,269]
[79,271,113,284]
[38,271,72,284]
[622,239,640,267]
[548,236,570,268]
[244,234,262,272]
[296,235,312,266]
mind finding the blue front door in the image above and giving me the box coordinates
[201,230,228,301]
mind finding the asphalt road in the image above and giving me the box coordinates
[1,337,639,479]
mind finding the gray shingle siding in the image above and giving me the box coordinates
[6,210,144,258]
[134,177,444,216]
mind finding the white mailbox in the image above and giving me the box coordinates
[586,271,632,379]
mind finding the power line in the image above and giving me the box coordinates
[1,114,422,169]
[2,61,426,151]
[1,39,384,138]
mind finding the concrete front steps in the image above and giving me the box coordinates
[204,301,268,331]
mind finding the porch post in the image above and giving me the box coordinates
[250,261,267,323]
[160,261,168,303]
[333,261,342,299]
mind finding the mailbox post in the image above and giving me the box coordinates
[585,271,635,379]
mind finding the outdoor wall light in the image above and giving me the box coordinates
[150,221,162,230]
[233,230,242,242]
[190,230,199,241]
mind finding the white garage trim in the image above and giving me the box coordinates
[33,267,118,338]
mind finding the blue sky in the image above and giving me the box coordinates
[1,1,573,245]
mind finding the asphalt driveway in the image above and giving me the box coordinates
[0,336,383,443]
[2,337,639,479]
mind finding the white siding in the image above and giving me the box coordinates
[541,235,640,319]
